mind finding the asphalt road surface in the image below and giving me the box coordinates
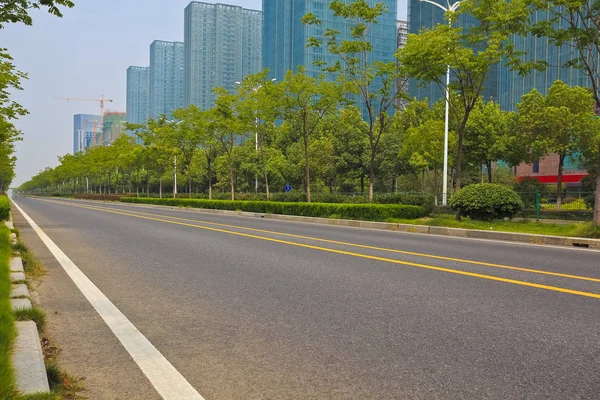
[11,196,600,399]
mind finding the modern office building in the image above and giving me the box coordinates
[100,112,127,147]
[73,114,100,154]
[396,20,409,109]
[184,2,262,110]
[262,0,397,113]
[407,0,499,103]
[262,0,397,81]
[498,16,597,111]
[149,40,184,119]
[126,66,149,125]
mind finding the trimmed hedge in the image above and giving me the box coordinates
[0,196,9,221]
[75,194,127,201]
[121,197,426,221]
[449,184,524,221]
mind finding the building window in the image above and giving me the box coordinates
[532,161,539,174]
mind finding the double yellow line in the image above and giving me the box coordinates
[36,198,600,300]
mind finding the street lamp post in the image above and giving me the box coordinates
[235,78,276,193]
[418,0,461,206]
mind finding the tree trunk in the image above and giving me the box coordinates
[230,164,235,201]
[594,146,600,225]
[556,152,565,210]
[260,141,270,200]
[188,175,192,199]
[486,160,493,183]
[369,153,375,201]
[304,135,311,203]
[207,158,212,200]
[360,176,365,194]
[159,176,163,199]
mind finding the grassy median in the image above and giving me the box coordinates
[0,222,16,398]
[388,215,600,238]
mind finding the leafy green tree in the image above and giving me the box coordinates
[398,0,529,191]
[303,0,408,200]
[277,68,345,202]
[464,100,509,183]
[0,0,74,28]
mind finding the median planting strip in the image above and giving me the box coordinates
[116,197,600,249]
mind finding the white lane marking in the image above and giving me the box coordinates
[11,199,205,400]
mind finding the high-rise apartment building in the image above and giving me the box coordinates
[184,2,262,110]
[262,0,397,83]
[149,40,184,119]
[126,66,149,125]
[73,114,100,154]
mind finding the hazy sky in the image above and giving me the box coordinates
[4,0,408,186]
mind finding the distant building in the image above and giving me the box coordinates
[396,20,409,109]
[149,40,184,119]
[126,66,149,125]
[73,114,100,154]
[100,112,127,147]
[262,0,397,114]
[184,2,262,109]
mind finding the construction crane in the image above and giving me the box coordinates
[54,94,114,146]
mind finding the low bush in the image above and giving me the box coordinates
[0,195,9,221]
[449,184,524,221]
[121,197,426,221]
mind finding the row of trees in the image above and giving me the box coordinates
[0,1,75,192]
[17,0,600,225]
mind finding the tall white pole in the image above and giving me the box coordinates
[255,117,259,193]
[442,16,451,206]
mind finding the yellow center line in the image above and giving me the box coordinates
[38,198,600,285]
[32,197,600,300]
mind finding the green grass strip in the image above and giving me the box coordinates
[0,223,16,398]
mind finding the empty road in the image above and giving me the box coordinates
[11,196,600,399]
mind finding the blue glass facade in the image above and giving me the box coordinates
[498,9,597,111]
[126,66,149,125]
[184,2,262,110]
[149,40,184,119]
[262,0,397,89]
[73,114,100,154]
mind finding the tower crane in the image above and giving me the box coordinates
[54,94,114,146]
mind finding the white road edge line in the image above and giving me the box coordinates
[10,198,205,400]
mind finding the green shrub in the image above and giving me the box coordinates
[121,198,426,221]
[513,177,546,208]
[449,184,524,221]
[0,195,9,221]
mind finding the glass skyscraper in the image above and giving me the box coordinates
[262,0,397,82]
[126,66,149,125]
[184,2,262,110]
[149,40,184,119]
[498,10,597,111]
[73,114,100,154]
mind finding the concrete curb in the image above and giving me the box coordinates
[6,212,50,395]
[10,257,24,272]
[9,232,17,245]
[117,201,600,250]
[13,321,50,394]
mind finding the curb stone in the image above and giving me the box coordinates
[11,271,26,282]
[9,232,17,245]
[12,321,50,394]
[10,257,24,272]
[11,284,29,298]
[11,298,32,311]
